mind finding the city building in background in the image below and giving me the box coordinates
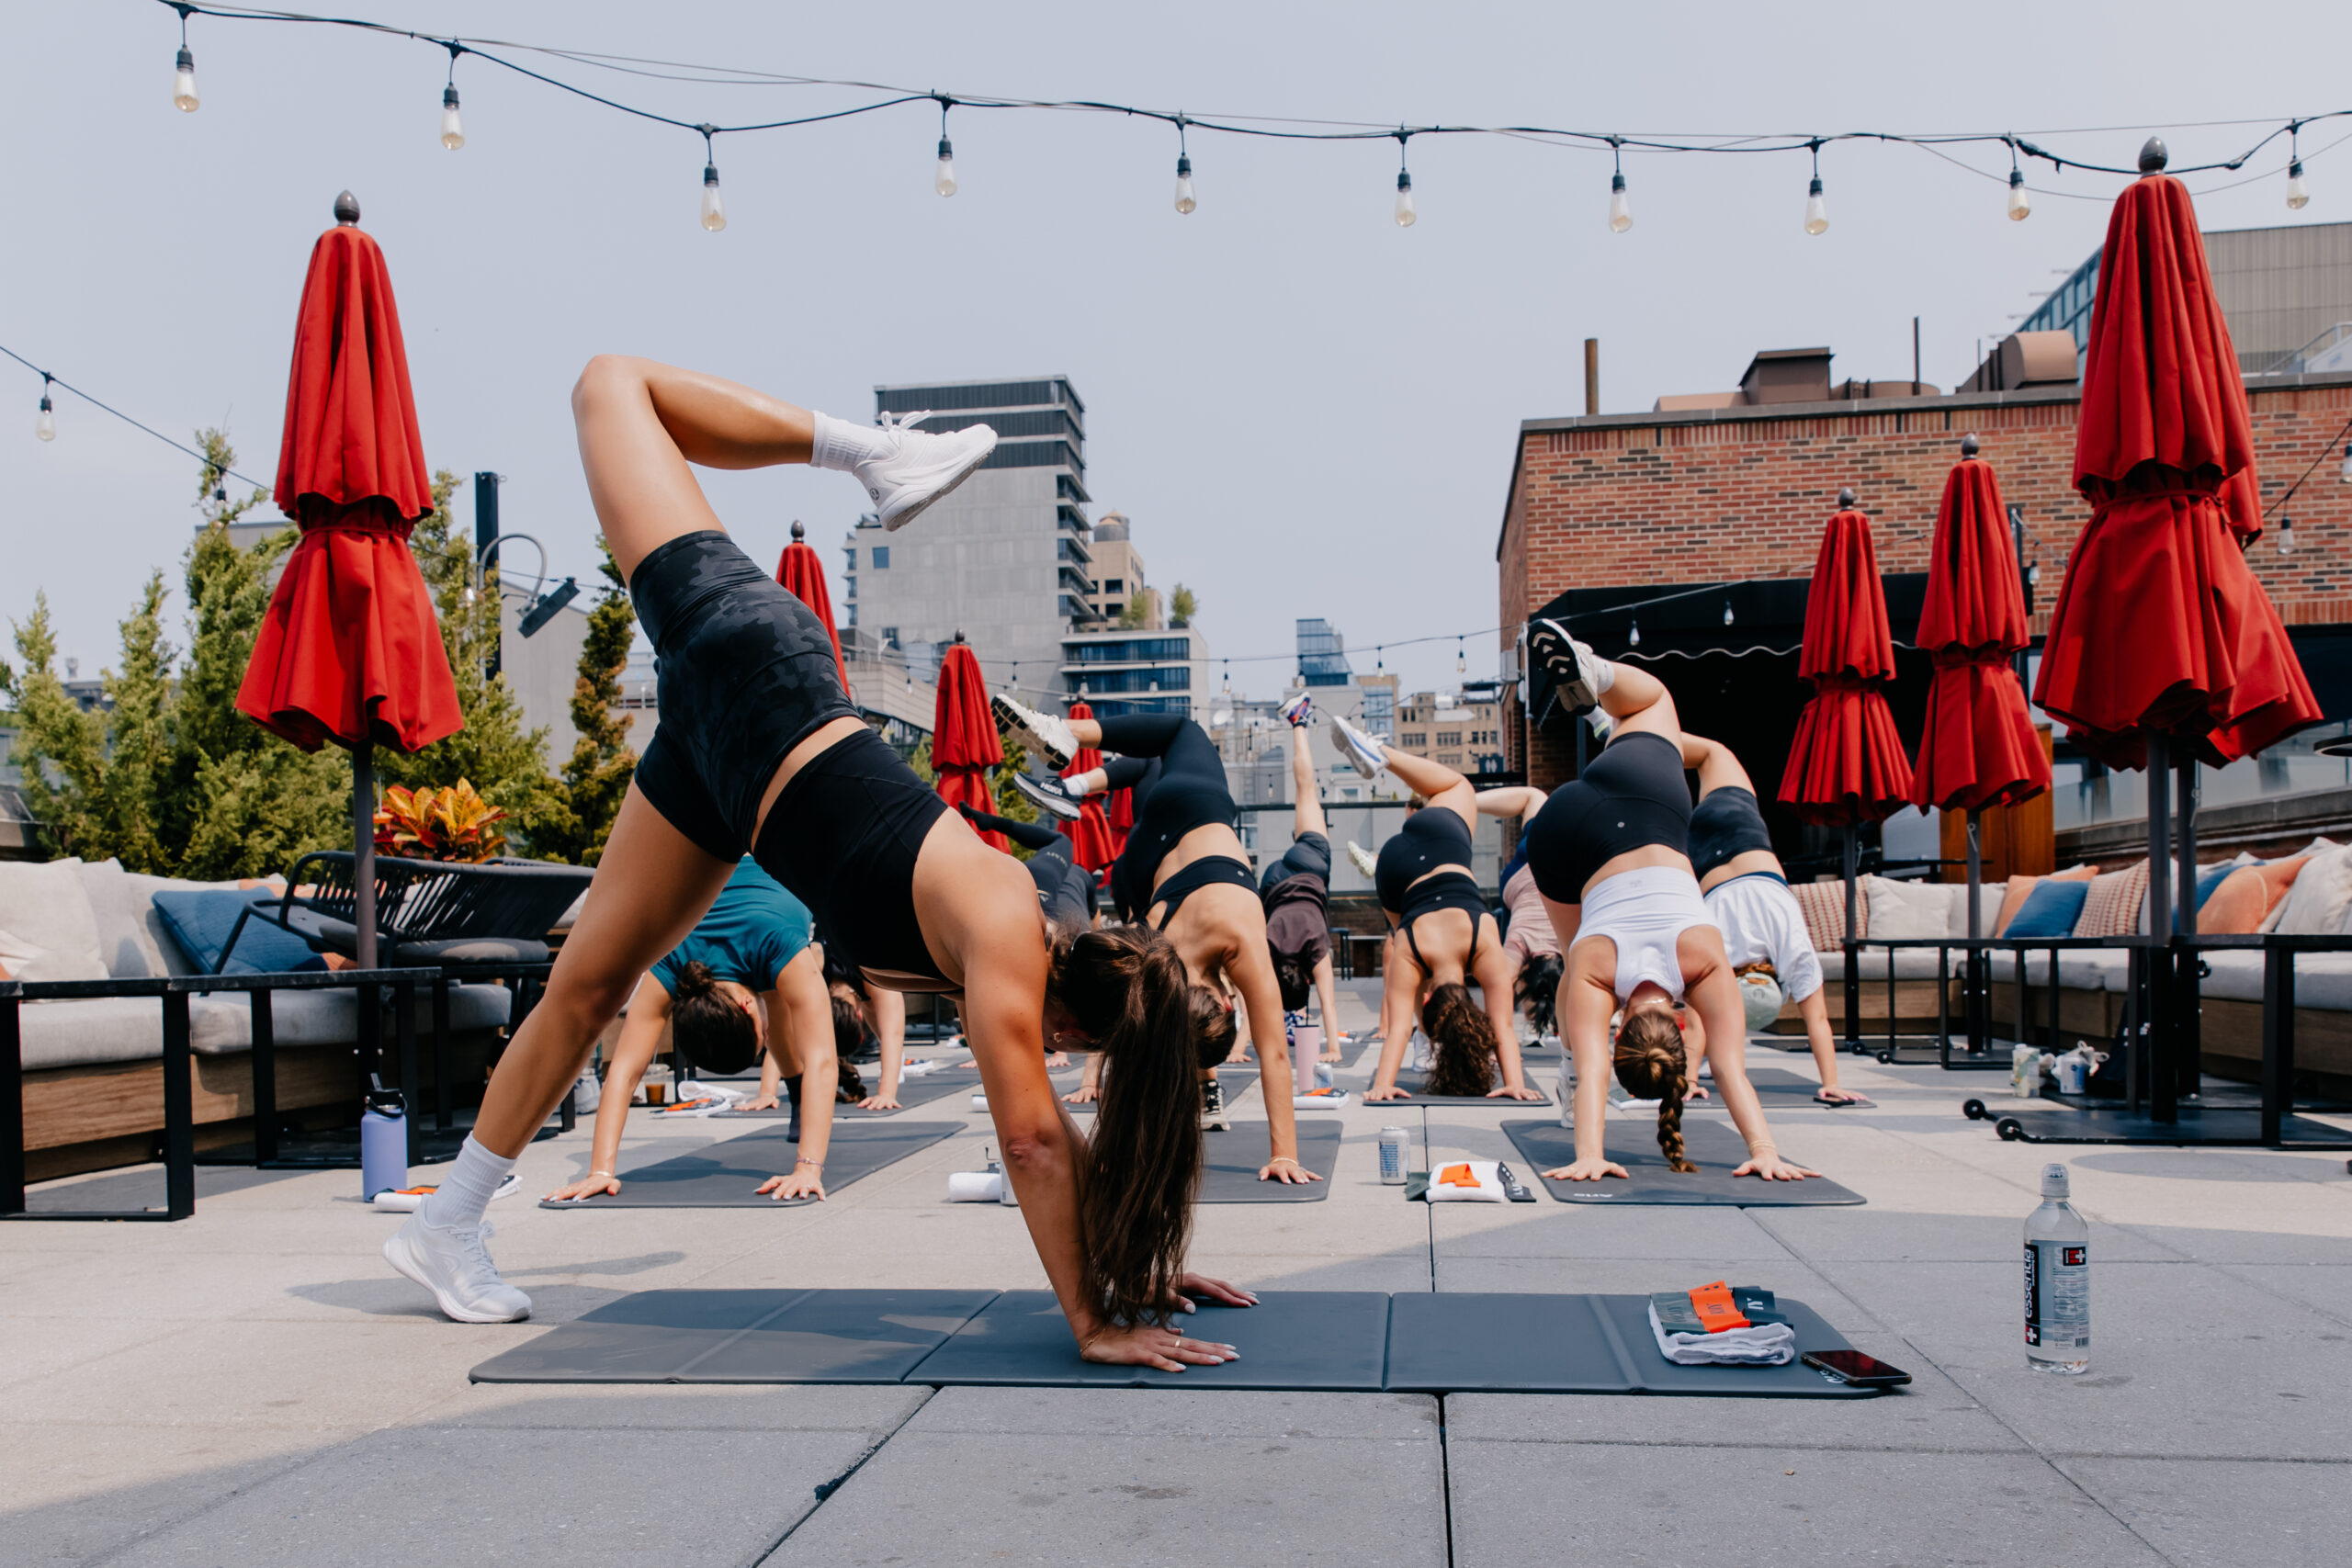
[1086,512,1152,625]
[1295,617,1352,686]
[1391,689,1505,774]
[1060,625,1209,718]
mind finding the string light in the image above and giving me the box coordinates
[2278,515,2296,554]
[3,343,276,479]
[1607,137,1631,233]
[933,95,957,197]
[1456,637,1466,675]
[439,43,465,150]
[2007,137,2030,220]
[1804,140,1828,235]
[2342,443,2352,484]
[2287,123,2310,209]
[36,375,55,443]
[170,4,198,111]
[698,124,726,231]
[1627,615,1640,648]
[1723,599,1736,626]
[1173,115,1196,214]
[1394,130,1416,228]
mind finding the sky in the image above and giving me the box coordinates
[3,0,2346,704]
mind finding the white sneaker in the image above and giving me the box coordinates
[1010,771,1082,820]
[1347,840,1378,879]
[856,412,999,532]
[1329,715,1385,779]
[992,693,1078,771]
[1526,619,1603,713]
[383,1213,533,1324]
[1278,692,1315,728]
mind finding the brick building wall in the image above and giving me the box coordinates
[1498,375,2352,790]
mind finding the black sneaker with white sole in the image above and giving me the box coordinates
[1010,771,1083,820]
[1526,618,1602,713]
[1201,1077,1230,1131]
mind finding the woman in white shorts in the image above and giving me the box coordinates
[1518,623,1816,1183]
[1680,734,1869,1106]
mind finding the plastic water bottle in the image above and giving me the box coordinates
[2025,1161,2090,1373]
[360,1077,407,1201]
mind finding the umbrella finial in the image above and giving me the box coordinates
[954,627,966,644]
[1838,487,1857,509]
[1961,433,1980,457]
[334,190,360,225]
[2138,137,2168,174]
[791,519,806,542]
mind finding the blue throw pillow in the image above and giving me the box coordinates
[2193,862,2238,910]
[152,889,326,976]
[2004,878,2091,939]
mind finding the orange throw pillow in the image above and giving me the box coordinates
[2199,867,2268,934]
[1993,864,2096,937]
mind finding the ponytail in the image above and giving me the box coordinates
[1514,953,1565,1037]
[1421,982,1498,1097]
[1613,1005,1697,1173]
[667,960,760,1077]
[1047,926,1217,1327]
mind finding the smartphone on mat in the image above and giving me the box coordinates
[1801,1350,1911,1388]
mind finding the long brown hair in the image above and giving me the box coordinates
[1513,953,1564,1036]
[1613,1005,1696,1172]
[1421,982,1498,1096]
[668,961,759,1076]
[1047,926,1229,1327]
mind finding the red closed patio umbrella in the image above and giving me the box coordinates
[775,520,849,696]
[1060,698,1119,872]
[933,637,1007,851]
[1911,437,2052,941]
[236,193,461,967]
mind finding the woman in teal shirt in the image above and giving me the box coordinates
[547,858,839,1202]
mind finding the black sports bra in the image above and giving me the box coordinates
[1148,854,1259,931]
[1398,870,1493,970]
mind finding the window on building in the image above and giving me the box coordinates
[1102,578,1124,592]
[871,547,890,569]
[845,577,855,599]
[1105,602,1123,617]
[1402,732,1427,748]
[882,627,899,649]
[845,604,858,627]
[1438,730,1462,747]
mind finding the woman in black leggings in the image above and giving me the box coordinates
[1323,718,1541,1102]
[381,357,1251,1366]
[1001,700,1317,1185]
[958,804,1099,936]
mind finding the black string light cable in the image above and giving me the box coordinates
[154,2,2352,229]
[2,340,270,487]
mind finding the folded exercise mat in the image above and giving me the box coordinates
[468,1288,1000,1384]
[539,1122,959,1209]
[714,1069,976,1117]
[905,1290,1394,1390]
[469,1288,1877,1395]
[1372,1069,1552,1107]
[1501,1118,1863,1206]
[1198,1119,1342,1201]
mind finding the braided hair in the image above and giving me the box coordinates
[1613,1004,1697,1173]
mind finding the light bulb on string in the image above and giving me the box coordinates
[2278,516,2296,555]
[1723,599,1735,626]
[1607,138,1631,232]
[696,126,726,231]
[933,96,957,197]
[438,42,467,149]
[1456,638,1467,676]
[36,376,56,443]
[1628,616,1640,649]
[2340,442,2352,484]
[1174,154,1196,215]
[2288,162,2310,210]
[1394,130,1416,227]
[1804,141,1828,236]
[170,5,199,111]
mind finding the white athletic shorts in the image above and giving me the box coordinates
[1702,872,1824,1005]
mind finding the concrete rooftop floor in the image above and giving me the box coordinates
[6,977,2351,1567]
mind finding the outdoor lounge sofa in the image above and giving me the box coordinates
[0,856,515,1183]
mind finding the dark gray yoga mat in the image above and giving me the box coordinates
[1199,1118,1341,1201]
[469,1288,998,1383]
[1690,1066,1859,1103]
[904,1290,1393,1390]
[1501,1117,1863,1206]
[1370,1069,1552,1107]
[539,1122,959,1209]
[709,1067,976,1117]
[1382,1292,1871,1396]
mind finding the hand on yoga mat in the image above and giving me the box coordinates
[1542,1156,1629,1182]
[1260,1155,1323,1184]
[857,1091,902,1111]
[1080,1320,1239,1372]
[1487,1083,1544,1101]
[756,1165,827,1202]
[1060,1084,1098,1105]
[546,1171,622,1201]
[1173,1271,1260,1309]
[1364,1083,1412,1102]
[1733,1149,1818,1182]
[744,1092,782,1111]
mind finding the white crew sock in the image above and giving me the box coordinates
[808,412,896,473]
[1589,654,1616,694]
[418,1135,516,1230]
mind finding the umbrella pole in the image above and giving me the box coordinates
[2144,735,2173,1123]
[353,741,378,972]
[1966,809,1984,1055]
[2175,752,2200,1109]
[1841,824,1860,1054]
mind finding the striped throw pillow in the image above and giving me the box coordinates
[2073,862,2150,939]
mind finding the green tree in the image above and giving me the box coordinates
[1,593,108,859]
[989,738,1041,861]
[1169,583,1198,626]
[1117,587,1161,629]
[531,542,638,866]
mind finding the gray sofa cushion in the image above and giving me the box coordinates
[18,983,514,1071]
[2197,951,2352,1010]
[1817,948,1953,981]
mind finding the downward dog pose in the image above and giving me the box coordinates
[384,358,1250,1367]
[823,944,909,1111]
[1680,734,1867,1105]
[1330,719,1538,1101]
[1520,625,1816,1182]
[1259,694,1344,1061]
[545,859,854,1201]
[1001,697,1317,1182]
[1493,835,1565,1043]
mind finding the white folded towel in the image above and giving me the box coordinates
[1647,1302,1796,1366]
[899,1059,944,1078]
[1292,1089,1351,1110]
[1424,1159,1508,1202]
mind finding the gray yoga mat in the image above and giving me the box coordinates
[1382,1291,1871,1396]
[469,1288,998,1384]
[539,1122,959,1209]
[1501,1117,1863,1206]
[1371,1069,1552,1107]
[709,1067,977,1118]
[1690,1066,1860,1103]
[905,1290,1394,1390]
[960,1066,1261,1119]
[1198,1118,1341,1201]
